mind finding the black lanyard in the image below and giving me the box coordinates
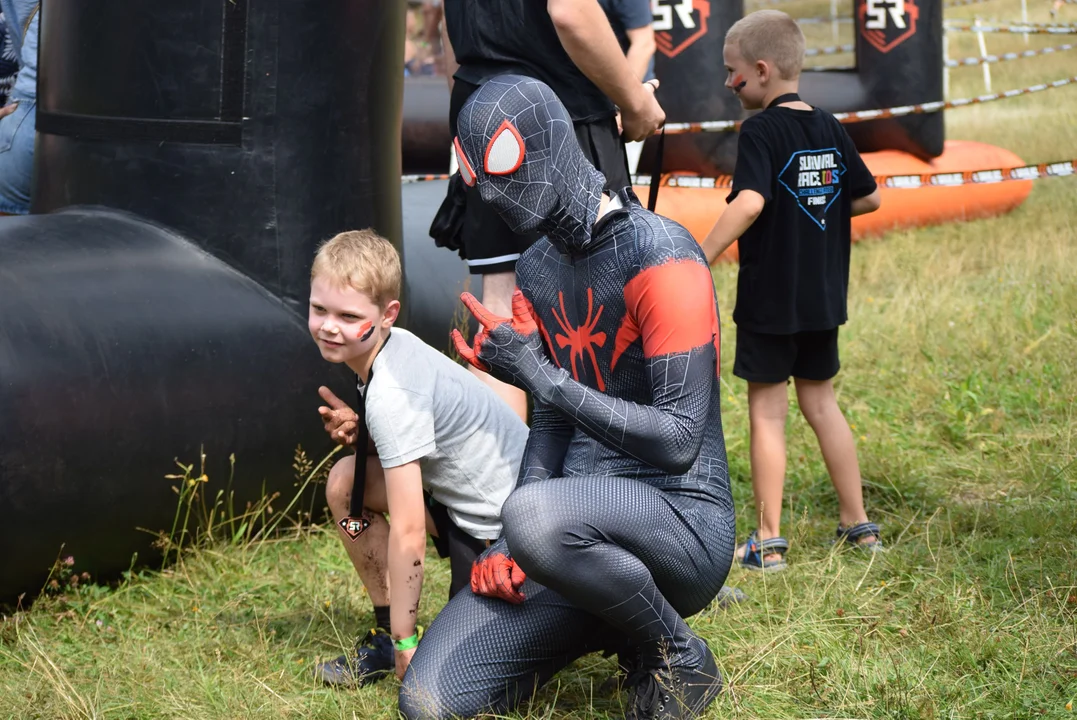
[647,126,666,213]
[767,93,802,109]
[337,332,390,541]
[337,375,372,540]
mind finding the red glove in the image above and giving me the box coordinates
[450,288,541,377]
[470,551,527,604]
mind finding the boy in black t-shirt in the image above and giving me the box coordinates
[701,10,884,571]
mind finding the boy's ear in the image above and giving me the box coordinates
[382,299,402,326]
[756,59,771,83]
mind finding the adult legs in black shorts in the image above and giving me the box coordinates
[398,478,734,720]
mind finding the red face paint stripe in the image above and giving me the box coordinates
[623,259,717,359]
[358,321,374,341]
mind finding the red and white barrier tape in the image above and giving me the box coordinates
[633,160,1076,189]
[402,173,451,184]
[941,0,1076,7]
[879,159,1076,188]
[796,16,854,24]
[944,22,1077,33]
[946,43,1076,67]
[661,75,1077,134]
[805,43,855,56]
[405,160,1076,188]
[748,0,822,6]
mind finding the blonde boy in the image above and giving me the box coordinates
[702,11,884,570]
[307,230,527,684]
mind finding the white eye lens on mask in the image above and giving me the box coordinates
[484,119,525,175]
[454,136,476,187]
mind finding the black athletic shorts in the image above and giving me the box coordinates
[733,326,841,384]
[425,492,490,599]
[449,78,632,275]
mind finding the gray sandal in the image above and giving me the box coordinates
[738,530,789,571]
[835,521,885,553]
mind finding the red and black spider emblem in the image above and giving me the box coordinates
[550,288,607,391]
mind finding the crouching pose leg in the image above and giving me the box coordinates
[401,74,737,720]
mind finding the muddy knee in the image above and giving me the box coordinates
[324,456,355,515]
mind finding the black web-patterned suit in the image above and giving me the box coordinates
[399,75,735,719]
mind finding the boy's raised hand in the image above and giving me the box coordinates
[317,386,358,447]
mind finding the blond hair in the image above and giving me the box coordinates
[725,10,806,81]
[311,229,402,309]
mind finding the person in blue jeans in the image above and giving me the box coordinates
[0,0,37,215]
[0,10,21,105]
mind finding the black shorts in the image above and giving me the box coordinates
[425,492,490,600]
[449,79,631,275]
[733,326,841,384]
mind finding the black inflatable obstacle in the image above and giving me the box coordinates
[33,0,405,316]
[0,208,335,604]
[847,0,944,159]
[638,0,746,178]
[0,0,478,607]
[403,77,454,175]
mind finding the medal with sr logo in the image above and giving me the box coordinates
[338,513,371,542]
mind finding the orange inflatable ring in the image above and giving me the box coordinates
[632,140,1033,263]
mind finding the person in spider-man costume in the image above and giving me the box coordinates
[397,75,735,720]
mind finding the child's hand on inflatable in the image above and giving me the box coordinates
[451,289,547,387]
[470,541,527,604]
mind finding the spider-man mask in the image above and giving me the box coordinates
[454,74,607,254]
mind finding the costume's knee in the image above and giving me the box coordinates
[398,674,465,720]
[499,485,534,538]
[324,456,354,513]
[502,485,584,581]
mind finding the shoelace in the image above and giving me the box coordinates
[627,669,672,719]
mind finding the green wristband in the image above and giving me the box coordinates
[394,633,419,652]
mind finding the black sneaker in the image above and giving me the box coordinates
[626,642,723,719]
[315,627,394,687]
[600,642,644,696]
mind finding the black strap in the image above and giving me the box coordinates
[767,93,802,109]
[350,374,370,519]
[338,331,394,540]
[646,127,665,212]
[337,373,372,540]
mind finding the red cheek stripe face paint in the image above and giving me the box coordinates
[732,75,746,92]
[358,321,374,341]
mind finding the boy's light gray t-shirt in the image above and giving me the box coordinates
[362,328,528,540]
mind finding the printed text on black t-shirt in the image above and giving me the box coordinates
[779,148,847,230]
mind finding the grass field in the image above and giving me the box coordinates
[2,2,1076,718]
